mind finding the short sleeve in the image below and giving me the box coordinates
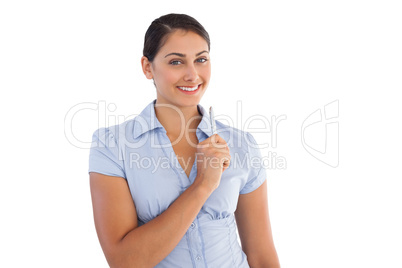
[239,132,267,194]
[88,127,126,179]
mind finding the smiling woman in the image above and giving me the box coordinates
[88,13,280,268]
[142,29,211,106]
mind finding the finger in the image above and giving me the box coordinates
[210,134,228,149]
[222,160,230,167]
[221,155,231,165]
[222,159,230,169]
[197,142,210,150]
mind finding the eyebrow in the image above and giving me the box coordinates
[164,50,209,58]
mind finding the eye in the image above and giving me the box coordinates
[197,58,208,63]
[169,60,182,65]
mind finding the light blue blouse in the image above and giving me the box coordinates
[88,99,267,267]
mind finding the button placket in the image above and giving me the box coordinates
[187,218,205,267]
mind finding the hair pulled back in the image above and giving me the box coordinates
[143,13,210,62]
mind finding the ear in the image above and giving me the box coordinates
[141,56,154,79]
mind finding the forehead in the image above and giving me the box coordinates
[158,30,209,56]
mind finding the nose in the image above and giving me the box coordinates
[183,63,199,82]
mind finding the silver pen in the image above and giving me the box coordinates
[209,106,217,135]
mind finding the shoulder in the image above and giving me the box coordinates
[215,120,256,153]
[91,118,137,146]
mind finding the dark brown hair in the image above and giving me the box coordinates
[143,13,210,62]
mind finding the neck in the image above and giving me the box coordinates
[154,99,202,139]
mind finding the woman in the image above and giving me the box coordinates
[89,13,280,268]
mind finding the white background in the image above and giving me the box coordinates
[1,0,401,267]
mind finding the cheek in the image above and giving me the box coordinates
[159,68,181,84]
[200,65,211,80]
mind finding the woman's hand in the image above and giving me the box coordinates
[195,134,231,192]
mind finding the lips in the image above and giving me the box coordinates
[177,84,200,91]
[176,84,201,94]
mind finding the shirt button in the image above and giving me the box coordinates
[195,255,202,261]
[190,222,196,228]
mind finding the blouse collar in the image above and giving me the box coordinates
[133,99,215,139]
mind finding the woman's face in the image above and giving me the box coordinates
[142,29,211,108]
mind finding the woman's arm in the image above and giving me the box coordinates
[90,172,212,268]
[235,180,281,268]
[90,134,230,267]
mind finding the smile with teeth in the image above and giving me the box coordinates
[177,84,200,91]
